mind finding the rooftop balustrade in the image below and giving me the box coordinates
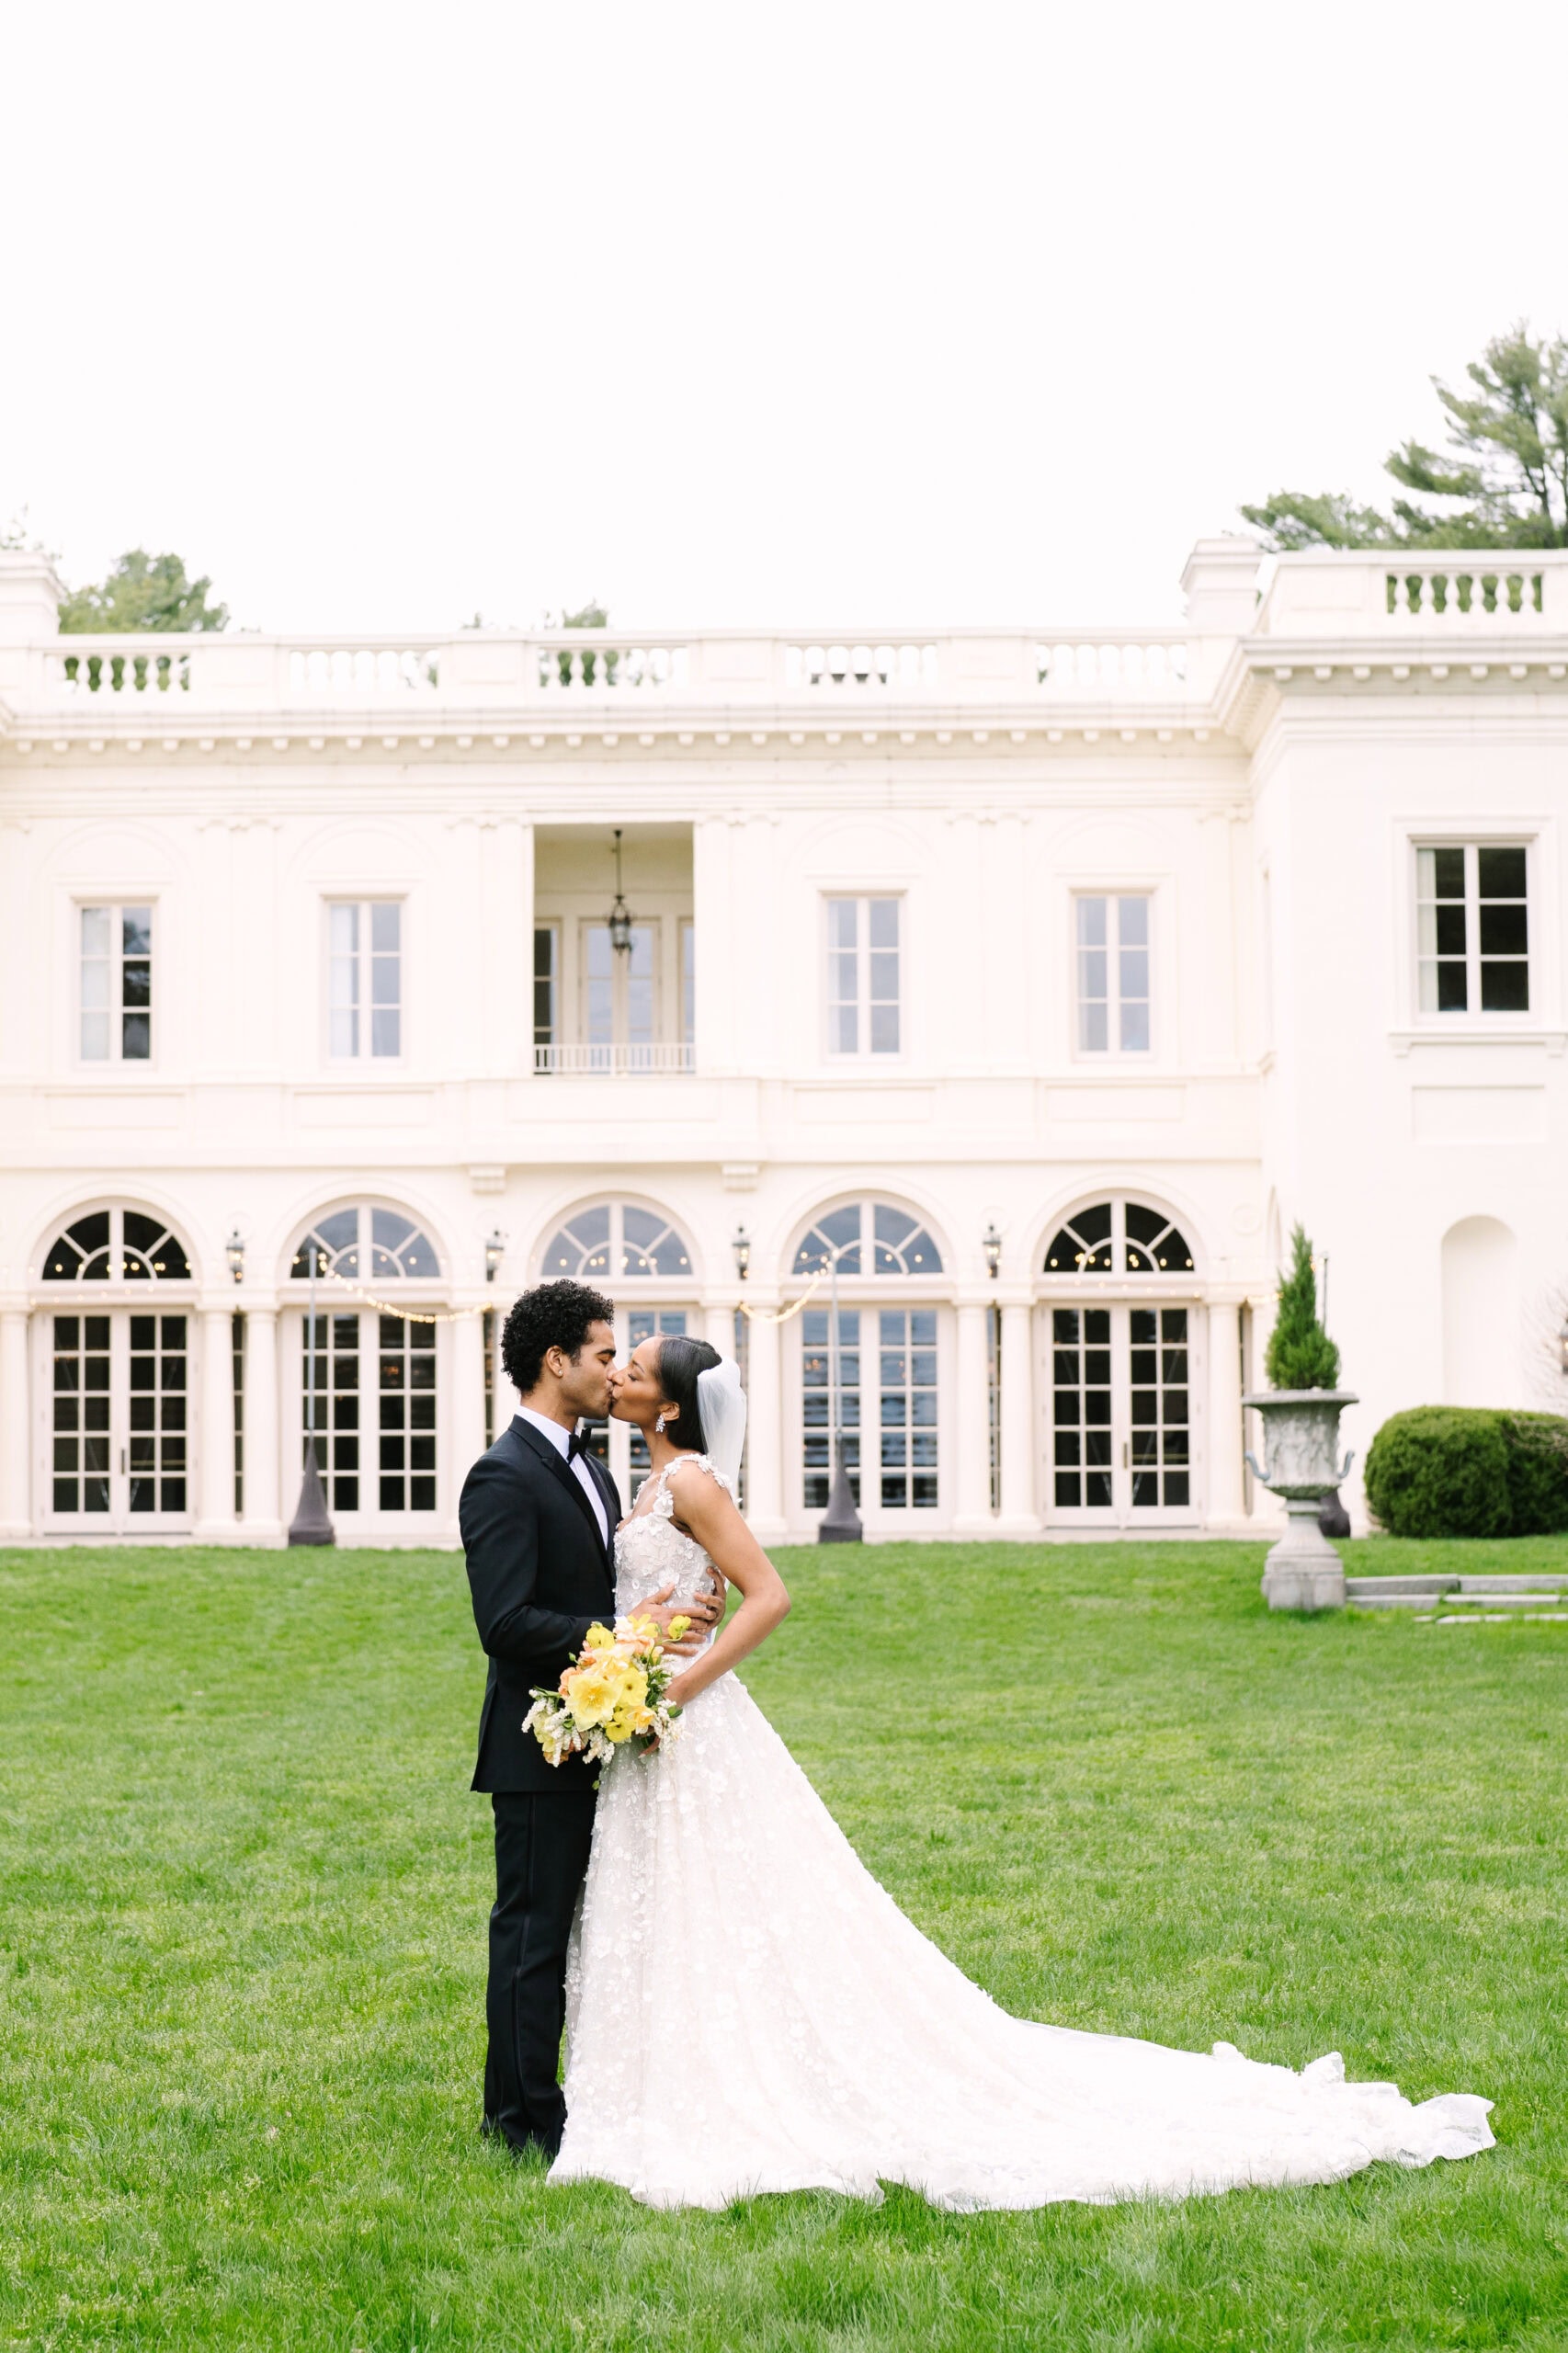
[2,544,1565,735]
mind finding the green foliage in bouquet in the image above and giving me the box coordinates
[1264,1223,1341,1391]
[1365,1404,1568,1538]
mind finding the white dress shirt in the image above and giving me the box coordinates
[517,1406,610,1549]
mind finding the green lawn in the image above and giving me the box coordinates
[2,1536,1565,2353]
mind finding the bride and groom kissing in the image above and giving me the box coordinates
[460,1279,1493,2213]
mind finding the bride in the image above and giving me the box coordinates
[550,1335,1494,2211]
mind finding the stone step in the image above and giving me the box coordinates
[1458,1574,1568,1593]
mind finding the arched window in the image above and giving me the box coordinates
[539,1201,694,1281]
[290,1204,440,1280]
[791,1199,944,1278]
[1043,1199,1195,1276]
[41,1207,192,1282]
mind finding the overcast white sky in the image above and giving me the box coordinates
[5,0,1566,634]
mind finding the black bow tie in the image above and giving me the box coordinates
[566,1429,589,1464]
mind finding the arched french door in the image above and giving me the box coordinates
[284,1204,447,1535]
[35,1207,198,1534]
[1037,1199,1203,1528]
[786,1198,950,1532]
[536,1201,699,1504]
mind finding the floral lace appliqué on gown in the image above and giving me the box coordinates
[550,1455,1494,2211]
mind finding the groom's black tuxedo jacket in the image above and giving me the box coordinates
[460,1415,620,1794]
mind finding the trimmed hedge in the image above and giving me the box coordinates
[1364,1404,1568,1539]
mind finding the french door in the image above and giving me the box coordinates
[799,1304,943,1528]
[285,1308,439,1534]
[42,1307,192,1533]
[581,1304,694,1506]
[1042,1301,1199,1526]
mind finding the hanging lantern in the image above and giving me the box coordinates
[607,827,635,956]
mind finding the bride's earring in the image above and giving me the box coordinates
[654,1414,666,1433]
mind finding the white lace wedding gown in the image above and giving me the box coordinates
[550,1457,1494,2212]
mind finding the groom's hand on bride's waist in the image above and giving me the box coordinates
[642,1574,723,1655]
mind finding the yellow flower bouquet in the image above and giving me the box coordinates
[524,1612,691,1768]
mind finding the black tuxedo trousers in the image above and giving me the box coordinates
[460,1416,619,2154]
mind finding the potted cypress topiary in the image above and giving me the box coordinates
[1243,1224,1357,1611]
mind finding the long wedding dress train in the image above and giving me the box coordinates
[550,1461,1494,2212]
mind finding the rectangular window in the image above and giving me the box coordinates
[533,925,559,1051]
[51,1313,111,1513]
[582,921,656,1055]
[378,1313,437,1512]
[328,900,403,1059]
[304,1311,360,1510]
[802,1309,860,1506]
[826,895,901,1056]
[1416,845,1529,1014]
[680,918,696,1047]
[233,1312,245,1518]
[80,903,153,1062]
[877,1307,939,1508]
[1075,894,1151,1053]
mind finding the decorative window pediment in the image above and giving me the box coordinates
[1043,1199,1195,1277]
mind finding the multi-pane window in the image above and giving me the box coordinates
[1052,1306,1112,1508]
[877,1308,938,1507]
[826,896,901,1056]
[628,1308,689,1485]
[681,919,696,1047]
[1075,894,1150,1052]
[1129,1307,1190,1507]
[533,925,559,1051]
[802,1309,860,1506]
[1416,845,1529,1014]
[329,900,403,1059]
[51,1314,111,1513]
[303,1312,362,1511]
[377,1313,437,1511]
[80,904,153,1061]
[583,921,655,1054]
[127,1313,188,1515]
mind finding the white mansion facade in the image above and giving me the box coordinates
[0,538,1560,1546]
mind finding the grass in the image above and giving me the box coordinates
[1,1533,1565,2352]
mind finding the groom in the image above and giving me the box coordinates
[460,1278,720,2159]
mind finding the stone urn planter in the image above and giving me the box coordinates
[1242,1390,1357,1611]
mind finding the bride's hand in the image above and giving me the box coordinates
[640,1579,720,1655]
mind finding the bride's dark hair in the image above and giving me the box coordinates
[657,1333,722,1451]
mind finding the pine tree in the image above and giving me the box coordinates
[1265,1224,1342,1391]
[1243,324,1568,551]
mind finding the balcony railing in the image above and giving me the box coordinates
[533,1041,696,1075]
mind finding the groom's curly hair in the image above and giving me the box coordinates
[502,1279,616,1395]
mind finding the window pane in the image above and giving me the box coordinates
[122,906,152,960]
[81,1011,109,1060]
[1119,1000,1150,1052]
[1477,847,1527,899]
[834,1003,858,1054]
[829,900,858,949]
[1430,847,1465,898]
[370,902,401,952]
[868,898,899,949]
[370,1008,401,1056]
[121,1012,151,1060]
[330,904,358,954]
[1117,894,1148,948]
[1480,961,1529,1013]
[1076,896,1108,949]
[869,1002,901,1054]
[1478,902,1528,957]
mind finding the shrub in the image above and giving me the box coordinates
[1364,1404,1568,1538]
[1265,1223,1341,1390]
